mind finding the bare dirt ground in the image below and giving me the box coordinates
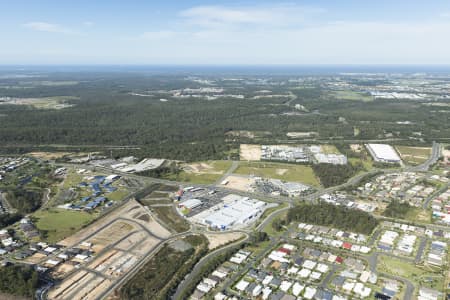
[48,199,171,300]
[28,151,74,160]
[183,162,221,174]
[220,175,255,192]
[350,144,362,153]
[89,221,134,246]
[25,252,47,264]
[416,210,431,222]
[286,131,317,138]
[226,130,256,139]
[205,232,245,250]
[240,144,262,161]
[275,169,288,175]
[58,200,170,247]
[51,263,75,278]
[444,150,450,164]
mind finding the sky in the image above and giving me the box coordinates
[1,0,450,65]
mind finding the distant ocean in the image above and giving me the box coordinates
[1,64,450,75]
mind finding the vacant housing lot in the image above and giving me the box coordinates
[396,146,431,164]
[48,200,171,300]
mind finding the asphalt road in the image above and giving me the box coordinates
[380,272,415,300]
[408,141,441,172]
[215,160,239,185]
[47,147,444,300]
[415,236,428,264]
[172,231,250,300]
[366,251,417,300]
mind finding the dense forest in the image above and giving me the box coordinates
[0,72,448,161]
[0,213,22,227]
[120,235,208,300]
[0,264,39,297]
[312,162,364,187]
[382,201,415,219]
[287,202,379,235]
[6,189,43,214]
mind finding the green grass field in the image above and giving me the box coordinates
[163,172,223,184]
[377,256,444,290]
[348,157,374,172]
[33,209,96,243]
[262,210,288,236]
[162,160,232,184]
[106,189,130,201]
[60,169,84,189]
[396,146,431,165]
[234,162,320,187]
[332,90,373,102]
[320,145,341,154]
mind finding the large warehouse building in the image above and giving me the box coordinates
[202,195,266,230]
[366,144,401,163]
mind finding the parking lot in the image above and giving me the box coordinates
[180,187,229,218]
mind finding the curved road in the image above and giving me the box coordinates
[172,232,250,300]
[48,144,442,300]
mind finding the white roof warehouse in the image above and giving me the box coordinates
[366,144,401,163]
[204,196,266,230]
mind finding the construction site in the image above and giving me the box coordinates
[46,199,171,300]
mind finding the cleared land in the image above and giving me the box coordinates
[150,206,190,233]
[331,90,373,102]
[240,144,262,161]
[33,209,96,243]
[320,144,341,154]
[220,175,256,192]
[396,146,432,165]
[48,200,171,300]
[163,160,232,184]
[225,130,271,139]
[58,199,170,247]
[234,162,320,187]
[0,96,78,109]
[377,255,444,290]
[205,232,245,250]
[119,235,208,300]
[28,152,75,160]
[286,131,318,138]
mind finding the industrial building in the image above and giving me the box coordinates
[366,144,402,163]
[313,153,347,165]
[202,195,266,230]
[253,178,311,197]
[178,198,203,210]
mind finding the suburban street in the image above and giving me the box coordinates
[36,142,444,300]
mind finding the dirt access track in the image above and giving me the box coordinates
[48,199,171,300]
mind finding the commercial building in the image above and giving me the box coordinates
[314,153,347,165]
[178,199,202,210]
[203,196,266,230]
[366,144,401,163]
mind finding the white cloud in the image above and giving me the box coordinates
[179,4,323,28]
[136,17,450,64]
[22,22,75,34]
